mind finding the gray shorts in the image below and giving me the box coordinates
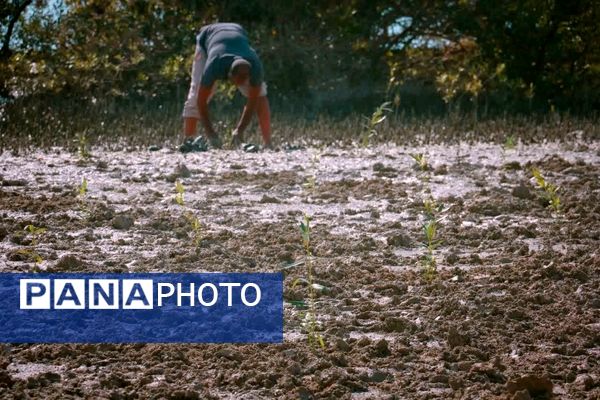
[182,44,268,119]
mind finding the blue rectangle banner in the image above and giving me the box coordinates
[0,273,283,343]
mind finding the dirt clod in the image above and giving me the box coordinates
[386,232,412,247]
[372,339,391,357]
[176,163,191,178]
[506,375,553,398]
[573,374,595,391]
[111,215,134,230]
[382,317,415,333]
[447,327,470,348]
[53,255,84,271]
[0,226,8,241]
[512,184,534,199]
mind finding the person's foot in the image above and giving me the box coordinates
[282,143,305,152]
[179,137,194,153]
[179,136,208,153]
[242,143,260,153]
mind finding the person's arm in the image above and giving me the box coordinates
[197,84,216,137]
[235,85,261,135]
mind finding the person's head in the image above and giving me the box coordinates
[229,58,251,86]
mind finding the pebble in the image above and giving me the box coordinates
[574,374,595,391]
[447,327,470,348]
[54,255,84,271]
[506,374,553,397]
[371,339,391,357]
[112,215,135,230]
[335,338,351,352]
[176,163,191,178]
[512,184,534,199]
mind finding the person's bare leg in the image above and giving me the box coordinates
[257,96,271,147]
[183,117,198,138]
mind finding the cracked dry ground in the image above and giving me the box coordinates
[0,141,599,399]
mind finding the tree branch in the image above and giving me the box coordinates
[1,0,34,60]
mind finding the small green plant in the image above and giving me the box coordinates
[76,177,91,218]
[303,175,316,192]
[79,177,88,197]
[501,134,517,164]
[76,132,91,159]
[503,134,516,151]
[18,224,47,264]
[175,180,185,206]
[189,216,202,247]
[410,153,429,171]
[361,101,392,147]
[174,180,203,247]
[294,214,325,349]
[531,168,561,213]
[420,195,445,279]
[303,150,321,193]
[421,218,441,280]
[411,148,440,279]
[423,198,443,220]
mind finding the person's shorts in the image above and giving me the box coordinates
[182,44,268,119]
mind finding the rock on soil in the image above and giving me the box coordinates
[111,215,135,230]
[506,375,553,398]
[53,255,84,271]
[512,184,534,199]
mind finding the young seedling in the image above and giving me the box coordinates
[423,197,444,221]
[503,135,516,151]
[17,224,46,264]
[410,148,441,279]
[361,101,392,147]
[531,168,561,213]
[189,216,202,248]
[420,195,445,280]
[303,149,321,194]
[410,153,429,172]
[175,180,185,206]
[294,214,325,349]
[79,177,88,197]
[421,212,441,280]
[303,175,316,193]
[76,132,91,159]
[303,175,316,192]
[174,180,203,247]
[421,218,441,280]
[77,177,91,219]
[501,134,517,164]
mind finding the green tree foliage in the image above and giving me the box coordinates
[385,0,600,112]
[1,0,598,113]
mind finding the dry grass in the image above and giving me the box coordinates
[1,96,598,152]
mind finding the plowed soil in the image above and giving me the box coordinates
[1,141,599,399]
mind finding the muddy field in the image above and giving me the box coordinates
[0,140,599,399]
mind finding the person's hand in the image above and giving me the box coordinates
[230,129,243,147]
